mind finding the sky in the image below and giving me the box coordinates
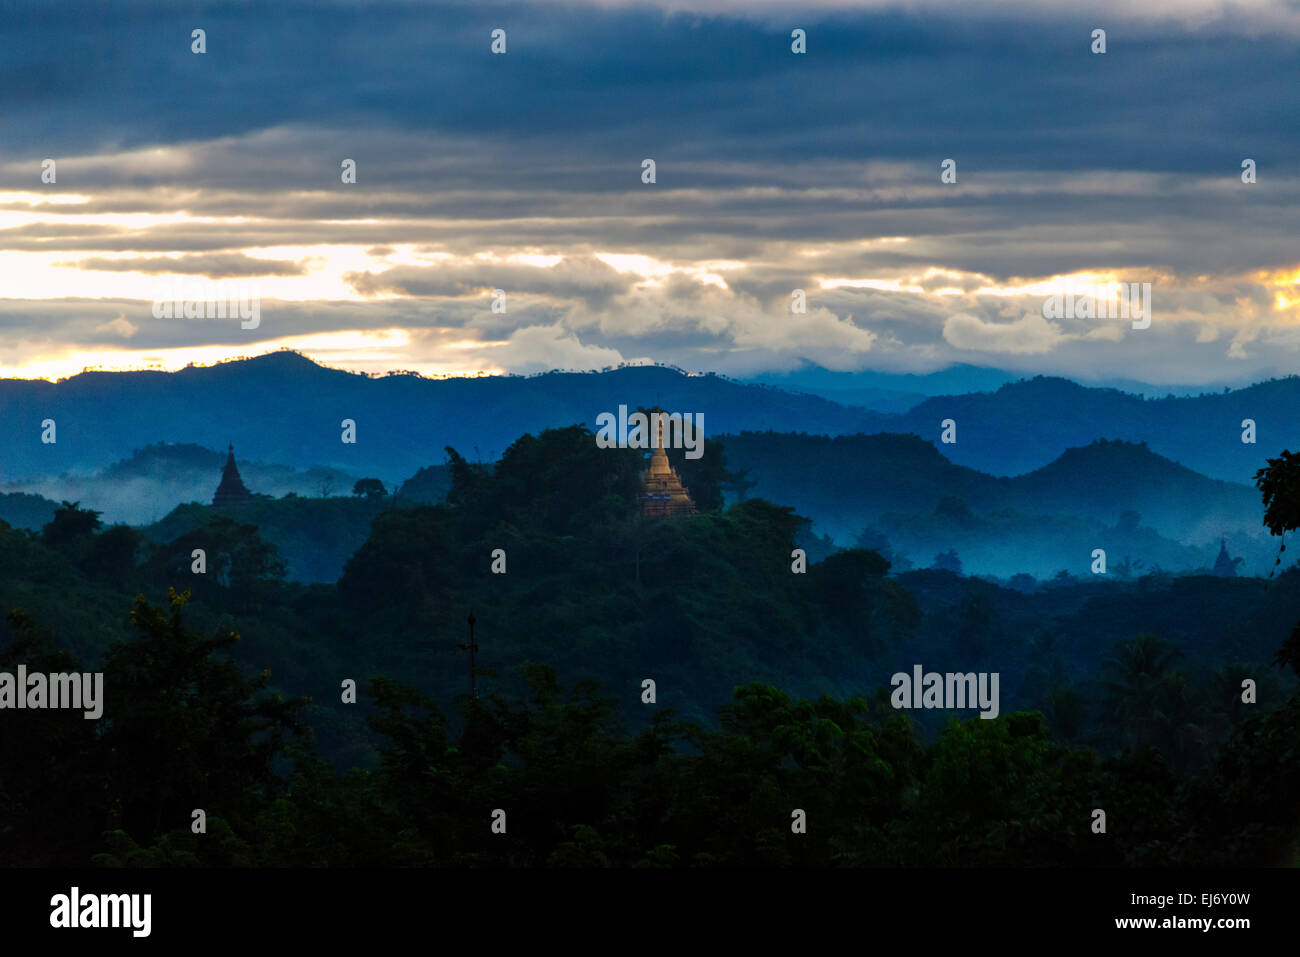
[1,0,1298,385]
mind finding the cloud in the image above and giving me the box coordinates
[943,312,1064,355]
[2,0,1300,386]
[60,253,309,277]
[485,324,626,374]
[345,255,635,309]
[522,0,1300,36]
[94,313,138,339]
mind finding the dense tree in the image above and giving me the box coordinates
[90,524,143,587]
[932,548,962,575]
[1255,450,1300,672]
[352,478,387,499]
[1,429,1299,868]
[0,610,104,865]
[0,591,307,866]
[41,500,102,550]
[142,515,286,612]
[1256,449,1300,537]
[669,433,743,512]
[98,590,307,843]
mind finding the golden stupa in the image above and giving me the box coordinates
[640,418,696,518]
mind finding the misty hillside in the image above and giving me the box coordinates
[0,440,453,580]
[60,429,1273,583]
[723,433,1260,538]
[722,432,1269,577]
[2,441,366,526]
[870,505,1230,580]
[140,496,395,584]
[0,355,1291,569]
[133,461,454,582]
[0,491,59,532]
[0,422,1272,580]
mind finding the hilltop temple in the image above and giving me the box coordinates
[212,443,253,506]
[639,420,696,518]
[1212,537,1242,577]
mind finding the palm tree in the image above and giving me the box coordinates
[1040,687,1087,742]
[1098,632,1180,749]
[1148,669,1208,770]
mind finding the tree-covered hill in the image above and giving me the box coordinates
[894,375,1300,482]
[722,432,1268,575]
[2,423,1298,867]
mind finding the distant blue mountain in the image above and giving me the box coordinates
[891,376,1293,482]
[0,352,886,482]
[2,353,1295,487]
[745,363,1240,410]
[745,363,1017,410]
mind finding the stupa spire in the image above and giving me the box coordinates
[1213,537,1241,577]
[212,442,253,506]
[639,411,696,518]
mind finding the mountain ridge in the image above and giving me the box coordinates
[3,352,1297,486]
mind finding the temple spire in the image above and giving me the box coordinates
[639,411,696,518]
[212,442,253,506]
[1213,537,1240,577]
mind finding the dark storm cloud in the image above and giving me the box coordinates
[5,170,1296,283]
[0,296,493,352]
[3,0,1295,181]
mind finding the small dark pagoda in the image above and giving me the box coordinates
[212,443,253,506]
[1212,537,1242,578]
